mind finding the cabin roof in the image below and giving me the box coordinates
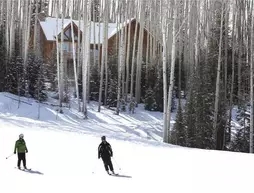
[39,17,135,43]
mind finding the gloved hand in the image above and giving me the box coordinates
[26,150,28,153]
[98,156,100,159]
[14,152,16,154]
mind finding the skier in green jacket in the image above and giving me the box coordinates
[14,134,28,169]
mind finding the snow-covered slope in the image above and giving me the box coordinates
[0,92,168,144]
[1,92,254,193]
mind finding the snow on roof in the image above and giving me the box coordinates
[39,17,135,44]
[40,17,71,41]
[81,22,118,44]
[106,18,136,39]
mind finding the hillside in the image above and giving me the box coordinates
[0,92,171,145]
[1,92,254,193]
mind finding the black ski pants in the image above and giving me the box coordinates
[102,157,114,171]
[17,153,26,168]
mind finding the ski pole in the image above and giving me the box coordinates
[6,153,14,159]
[112,157,121,171]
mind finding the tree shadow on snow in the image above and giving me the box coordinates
[23,169,44,175]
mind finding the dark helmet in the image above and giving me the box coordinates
[101,136,106,140]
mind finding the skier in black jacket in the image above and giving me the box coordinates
[98,136,115,174]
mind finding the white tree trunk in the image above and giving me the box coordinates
[33,0,39,54]
[92,0,96,81]
[104,2,109,106]
[24,0,32,65]
[98,0,107,112]
[135,1,145,103]
[130,16,138,100]
[87,7,91,104]
[97,2,102,72]
[125,5,132,99]
[116,4,124,115]
[55,1,62,112]
[249,2,254,153]
[77,2,81,78]
[9,0,15,58]
[121,4,128,100]
[166,4,177,143]
[237,5,242,102]
[162,8,168,143]
[194,1,199,70]
[59,0,65,112]
[82,0,89,118]
[5,0,10,57]
[228,2,236,145]
[71,15,81,111]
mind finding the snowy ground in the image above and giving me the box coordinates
[0,92,168,144]
[1,92,254,193]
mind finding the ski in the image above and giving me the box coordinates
[108,173,119,176]
[15,167,31,171]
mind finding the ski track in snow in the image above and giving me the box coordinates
[1,92,254,193]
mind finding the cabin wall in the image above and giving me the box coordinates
[33,19,158,73]
[106,20,150,63]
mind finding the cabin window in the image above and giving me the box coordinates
[58,42,78,52]
[65,28,71,39]
[58,42,69,51]
[65,28,78,40]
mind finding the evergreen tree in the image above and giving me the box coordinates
[144,86,157,111]
[154,79,164,111]
[230,127,249,153]
[5,56,25,96]
[107,62,118,108]
[181,64,214,149]
[45,49,57,91]
[229,105,250,152]
[195,61,214,149]
[152,64,163,112]
[26,53,47,101]
[140,61,148,102]
[36,58,47,101]
[171,90,177,112]
[215,92,227,150]
[0,28,6,91]
[89,64,100,101]
[184,81,197,147]
[171,103,186,146]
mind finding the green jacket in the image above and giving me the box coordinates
[14,139,28,153]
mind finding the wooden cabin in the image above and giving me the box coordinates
[30,13,158,80]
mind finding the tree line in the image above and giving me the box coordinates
[0,0,253,153]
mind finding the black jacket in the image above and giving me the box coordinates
[98,141,113,159]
